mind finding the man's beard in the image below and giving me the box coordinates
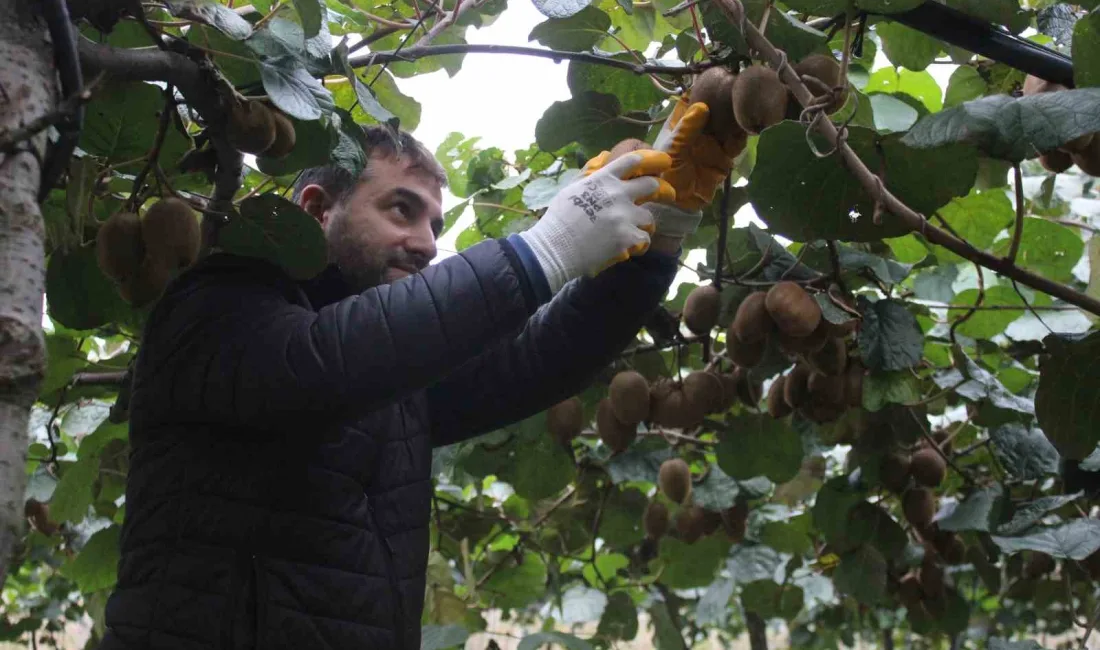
[323,210,418,292]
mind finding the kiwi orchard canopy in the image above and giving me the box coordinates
[6,0,1100,648]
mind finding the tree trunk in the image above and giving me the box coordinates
[0,0,56,587]
[745,610,768,650]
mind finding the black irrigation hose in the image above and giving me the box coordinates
[36,0,85,202]
[880,2,1076,88]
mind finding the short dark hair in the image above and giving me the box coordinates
[291,124,447,206]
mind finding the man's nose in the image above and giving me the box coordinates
[405,221,437,268]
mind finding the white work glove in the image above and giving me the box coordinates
[516,150,676,294]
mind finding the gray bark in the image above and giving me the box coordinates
[0,0,57,586]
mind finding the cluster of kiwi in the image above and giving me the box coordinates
[725,281,862,423]
[226,98,297,159]
[1023,75,1100,176]
[642,458,750,545]
[95,197,201,307]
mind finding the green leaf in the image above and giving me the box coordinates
[740,580,804,621]
[597,591,639,641]
[40,335,87,397]
[60,525,120,593]
[944,351,1035,416]
[901,89,1100,162]
[332,41,396,124]
[49,455,99,523]
[989,640,1044,650]
[991,519,1100,560]
[649,600,687,650]
[558,585,608,624]
[655,534,732,589]
[535,91,646,153]
[79,81,180,169]
[691,464,740,511]
[532,0,594,18]
[716,414,803,483]
[996,493,1083,536]
[931,189,1015,264]
[219,194,328,280]
[875,21,941,71]
[858,0,924,11]
[292,0,322,38]
[189,24,260,87]
[863,371,922,411]
[748,123,975,241]
[950,286,1027,339]
[944,65,989,108]
[991,218,1084,283]
[260,57,336,120]
[812,476,866,547]
[857,298,923,372]
[1035,331,1100,460]
[165,0,253,39]
[833,545,887,605]
[946,0,1031,34]
[912,264,957,302]
[567,58,665,113]
[696,578,735,626]
[256,114,335,176]
[518,632,593,650]
[991,423,1060,480]
[702,0,828,64]
[523,172,580,210]
[759,513,813,555]
[937,486,1004,533]
[868,94,919,133]
[482,551,547,609]
[528,6,610,50]
[365,70,421,131]
[866,67,943,113]
[420,625,469,650]
[835,243,912,286]
[46,243,130,331]
[1075,9,1100,88]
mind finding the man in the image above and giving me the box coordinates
[97,95,738,650]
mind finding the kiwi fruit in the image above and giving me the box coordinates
[1023,551,1055,579]
[699,509,724,537]
[607,137,649,162]
[808,371,846,407]
[264,110,297,159]
[879,452,912,494]
[794,54,847,114]
[843,360,865,408]
[683,284,721,335]
[547,397,584,445]
[729,292,774,343]
[809,336,847,376]
[715,372,740,412]
[227,99,277,155]
[934,531,966,565]
[720,502,749,542]
[121,256,176,308]
[682,371,725,415]
[644,501,670,539]
[732,366,763,407]
[902,488,936,528]
[658,458,693,504]
[1040,149,1073,173]
[23,499,59,537]
[731,65,789,135]
[675,505,709,544]
[1021,75,1094,153]
[766,376,792,418]
[800,400,845,425]
[609,370,650,424]
[910,448,946,487]
[96,211,145,283]
[783,364,813,409]
[141,198,201,269]
[776,324,829,356]
[727,333,765,368]
[690,66,743,143]
[919,552,946,599]
[597,398,636,453]
[1071,135,1100,177]
[898,572,923,607]
[650,382,705,429]
[765,281,821,338]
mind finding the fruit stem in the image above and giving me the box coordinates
[1006,163,1024,265]
[128,86,175,213]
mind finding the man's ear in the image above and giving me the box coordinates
[297,184,333,227]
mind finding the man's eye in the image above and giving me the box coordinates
[394,203,411,217]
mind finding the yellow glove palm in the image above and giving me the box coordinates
[655,98,746,212]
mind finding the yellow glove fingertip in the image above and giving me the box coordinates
[583,151,611,175]
[629,150,674,177]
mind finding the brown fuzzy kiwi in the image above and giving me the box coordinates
[682,371,725,415]
[715,372,740,412]
[879,452,912,494]
[730,292,774,343]
[650,381,705,429]
[141,198,201,269]
[809,336,848,376]
[263,110,297,159]
[731,65,789,135]
[683,284,721,335]
[1071,134,1100,177]
[800,400,845,425]
[808,371,846,408]
[898,572,923,607]
[1023,551,1055,579]
[929,430,954,455]
[776,322,829,355]
[609,370,650,424]
[597,398,636,453]
[794,54,847,114]
[765,281,822,338]
[910,448,946,487]
[1084,549,1100,581]
[120,255,176,307]
[843,360,865,408]
[547,397,584,445]
[607,137,649,162]
[1040,149,1073,173]
[727,333,765,368]
[720,502,749,542]
[96,211,145,283]
[934,531,966,565]
[658,458,693,504]
[919,552,946,600]
[675,505,709,544]
[783,364,813,409]
[902,488,936,528]
[227,99,277,155]
[766,376,792,418]
[732,366,763,407]
[644,501,670,539]
[690,66,743,143]
[24,499,59,537]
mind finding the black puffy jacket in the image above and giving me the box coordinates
[97,237,677,650]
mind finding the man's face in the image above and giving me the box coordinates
[313,154,444,291]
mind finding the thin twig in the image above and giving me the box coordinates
[1007,163,1024,264]
[949,263,984,345]
[713,175,732,290]
[825,240,847,293]
[71,370,129,386]
[1012,280,1055,335]
[129,86,175,211]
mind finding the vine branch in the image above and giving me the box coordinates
[708,0,1100,317]
[1007,163,1024,264]
[129,85,174,211]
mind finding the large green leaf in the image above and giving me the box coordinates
[716,414,803,483]
[46,243,131,331]
[528,6,611,50]
[740,580,804,621]
[901,89,1100,162]
[812,476,866,547]
[1035,331,1100,460]
[1075,9,1100,88]
[655,535,732,589]
[937,486,1004,533]
[260,56,336,120]
[79,81,189,173]
[946,0,1032,34]
[702,0,828,64]
[875,21,941,71]
[535,91,647,153]
[950,286,1026,340]
[291,0,323,38]
[60,525,121,593]
[991,423,1060,480]
[218,194,328,280]
[567,58,665,113]
[856,298,923,372]
[833,545,887,605]
[991,218,1084,283]
[166,0,253,39]
[532,0,594,18]
[930,189,1015,265]
[996,494,1082,536]
[597,591,639,640]
[991,519,1100,560]
[748,123,975,242]
[420,625,469,650]
[256,114,336,176]
[481,551,547,609]
[944,65,990,108]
